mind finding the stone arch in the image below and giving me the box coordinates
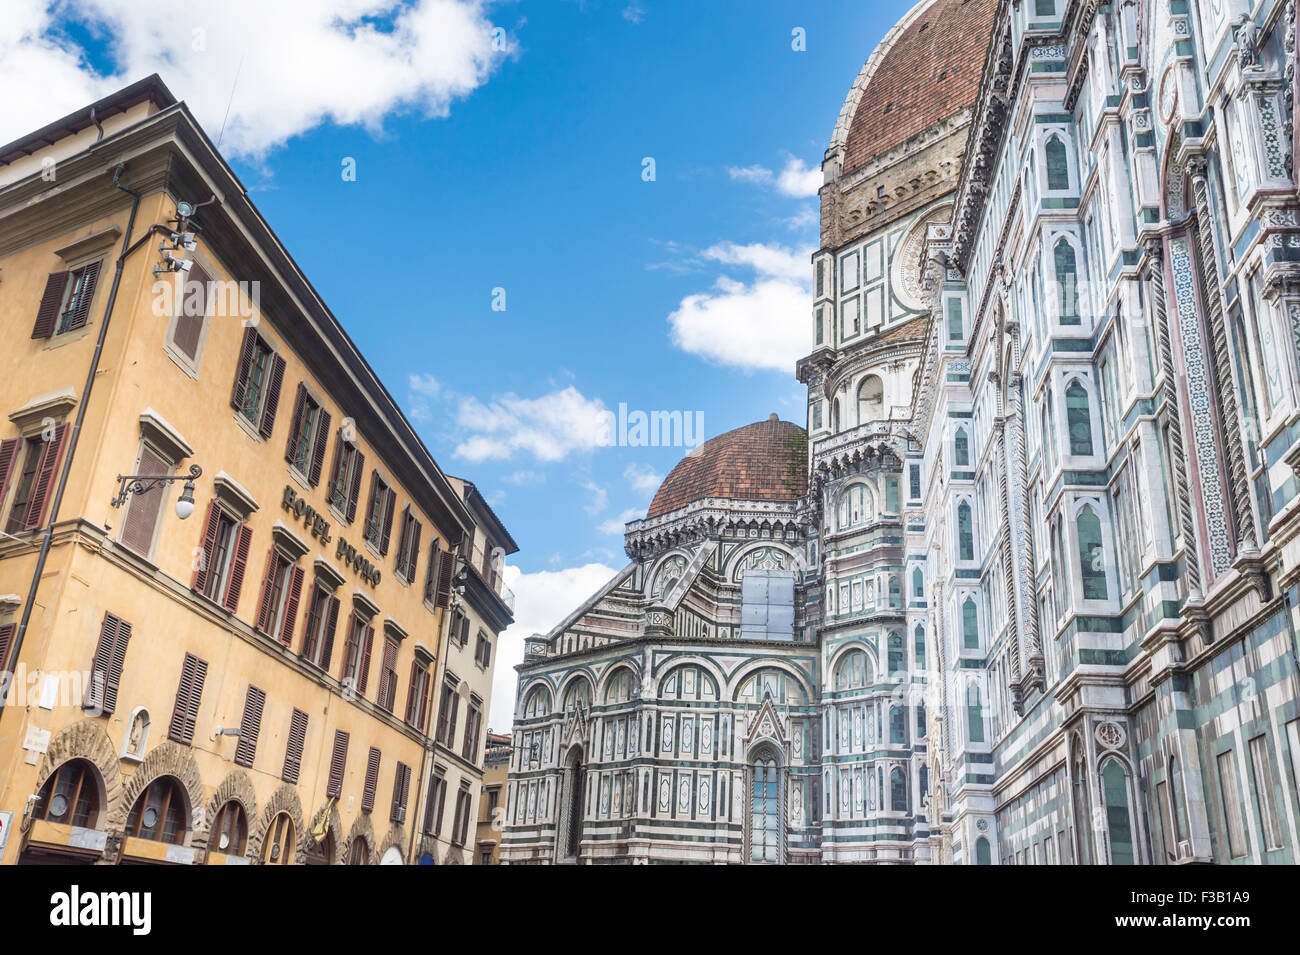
[653,655,726,699]
[827,638,880,685]
[376,824,406,864]
[597,660,641,702]
[556,669,597,711]
[117,739,204,835]
[729,659,815,705]
[35,719,123,831]
[253,783,308,865]
[197,769,258,856]
[517,678,554,719]
[443,844,465,865]
[343,813,376,865]
[306,798,344,865]
[727,541,804,581]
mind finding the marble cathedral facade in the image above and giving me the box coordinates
[501,0,1300,865]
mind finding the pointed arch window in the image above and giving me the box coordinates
[976,835,992,864]
[889,706,906,744]
[1065,380,1094,456]
[1054,239,1080,325]
[833,649,871,690]
[947,297,964,341]
[962,596,979,649]
[912,567,924,598]
[750,749,782,864]
[1045,134,1070,190]
[957,501,974,560]
[914,623,926,669]
[1077,504,1108,600]
[954,427,970,467]
[890,767,907,812]
[888,632,904,674]
[1071,739,1094,864]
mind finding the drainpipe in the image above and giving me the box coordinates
[0,165,141,729]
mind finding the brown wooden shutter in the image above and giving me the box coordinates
[340,613,359,682]
[279,564,305,646]
[391,761,411,823]
[0,623,13,674]
[406,519,422,582]
[259,353,286,438]
[191,501,221,593]
[326,436,343,505]
[434,544,455,609]
[167,652,207,745]
[285,384,306,463]
[233,684,265,768]
[363,471,379,537]
[358,624,374,696]
[254,550,278,634]
[32,271,70,339]
[308,408,331,486]
[404,662,419,725]
[346,449,364,522]
[327,729,349,798]
[63,261,101,331]
[23,423,66,531]
[283,708,308,783]
[172,263,208,360]
[379,488,395,555]
[119,444,167,556]
[0,438,19,505]
[362,747,381,812]
[418,670,433,733]
[223,523,253,612]
[377,637,398,711]
[394,506,411,575]
[83,612,130,715]
[431,540,447,600]
[230,326,258,410]
[318,593,340,670]
[460,614,470,647]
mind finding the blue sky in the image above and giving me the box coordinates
[14,0,919,727]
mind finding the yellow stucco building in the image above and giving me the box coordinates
[0,76,516,865]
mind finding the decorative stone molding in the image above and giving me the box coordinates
[343,812,376,865]
[9,387,77,432]
[34,719,123,831]
[252,783,308,865]
[200,769,259,859]
[116,739,204,834]
[376,824,406,864]
[213,471,259,520]
[138,408,195,462]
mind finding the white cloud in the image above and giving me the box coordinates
[727,156,821,198]
[0,0,512,157]
[504,469,546,486]
[581,480,608,515]
[409,373,441,398]
[667,242,813,373]
[488,562,620,731]
[453,385,610,462]
[598,508,643,535]
[623,462,661,493]
[622,3,646,23]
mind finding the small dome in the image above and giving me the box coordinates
[647,417,807,519]
[838,0,998,175]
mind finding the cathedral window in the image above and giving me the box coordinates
[1065,379,1094,456]
[833,649,871,690]
[1101,759,1135,864]
[1215,751,1248,859]
[966,683,985,744]
[837,483,872,530]
[954,426,970,467]
[912,567,924,598]
[885,476,899,513]
[1054,238,1080,325]
[562,678,592,713]
[749,748,782,864]
[975,836,992,864]
[914,623,926,669]
[887,632,904,674]
[962,596,979,649]
[957,501,974,560]
[890,767,907,811]
[889,706,905,744]
[1076,504,1108,600]
[947,296,963,341]
[1045,133,1070,190]
[858,375,884,424]
[604,668,634,704]
[909,463,921,500]
[1071,738,1093,864]
[522,684,551,718]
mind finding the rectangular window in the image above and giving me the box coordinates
[285,384,330,484]
[947,297,963,341]
[364,471,396,554]
[362,747,381,812]
[394,505,422,582]
[193,503,252,613]
[1216,751,1248,858]
[341,614,374,696]
[909,463,921,501]
[327,730,350,799]
[475,630,492,668]
[282,708,309,783]
[32,262,103,338]
[300,583,340,670]
[377,636,400,712]
[436,683,460,747]
[167,652,208,745]
[1154,780,1175,864]
[405,660,433,732]
[391,761,411,823]
[327,436,365,522]
[233,685,265,768]
[5,427,67,534]
[462,703,482,761]
[230,328,285,439]
[423,772,447,836]
[452,787,472,846]
[119,444,170,557]
[84,612,132,716]
[1248,735,1283,850]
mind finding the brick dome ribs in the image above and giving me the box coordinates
[646,416,808,519]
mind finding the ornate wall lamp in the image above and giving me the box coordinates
[111,464,202,519]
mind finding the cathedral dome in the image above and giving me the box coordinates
[833,0,998,176]
[646,415,807,519]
